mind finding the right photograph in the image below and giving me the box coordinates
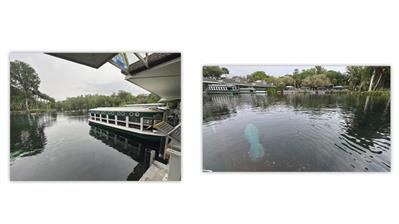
[202,65,391,172]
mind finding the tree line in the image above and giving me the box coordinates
[55,91,160,111]
[10,60,160,112]
[203,65,390,91]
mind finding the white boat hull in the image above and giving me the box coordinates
[88,119,165,138]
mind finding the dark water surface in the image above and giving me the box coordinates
[10,113,161,180]
[203,94,391,172]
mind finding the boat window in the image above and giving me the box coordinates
[143,118,153,125]
[129,116,140,123]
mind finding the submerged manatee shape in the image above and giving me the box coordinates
[244,123,265,160]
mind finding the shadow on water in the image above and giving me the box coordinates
[203,94,391,171]
[10,113,57,161]
[88,124,162,180]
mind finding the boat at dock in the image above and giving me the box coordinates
[203,78,274,95]
[88,104,167,141]
[206,83,239,94]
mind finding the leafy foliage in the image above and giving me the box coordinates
[55,91,160,111]
[203,66,229,79]
[10,60,55,111]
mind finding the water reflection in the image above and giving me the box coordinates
[89,124,161,180]
[10,113,57,162]
[10,113,163,180]
[203,94,391,172]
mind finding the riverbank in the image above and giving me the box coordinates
[11,109,88,115]
[11,109,57,115]
[280,89,390,97]
[344,90,390,97]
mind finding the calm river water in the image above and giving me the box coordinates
[10,113,162,180]
[203,94,391,172]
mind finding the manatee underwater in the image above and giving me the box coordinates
[244,123,265,160]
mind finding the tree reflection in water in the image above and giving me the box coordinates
[203,94,390,171]
[10,113,57,162]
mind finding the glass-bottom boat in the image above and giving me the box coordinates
[88,103,167,141]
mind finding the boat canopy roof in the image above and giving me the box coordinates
[123,103,165,107]
[89,106,164,113]
[125,53,181,102]
[46,53,117,69]
[209,83,236,87]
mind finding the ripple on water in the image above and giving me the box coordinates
[203,94,391,172]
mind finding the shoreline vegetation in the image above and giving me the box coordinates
[10,60,160,115]
[203,65,390,96]
[281,89,390,96]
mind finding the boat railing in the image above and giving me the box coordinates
[89,113,162,133]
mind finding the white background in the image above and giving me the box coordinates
[1,0,398,223]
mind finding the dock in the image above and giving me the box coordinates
[140,146,181,181]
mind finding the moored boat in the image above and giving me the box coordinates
[206,83,239,94]
[88,104,167,141]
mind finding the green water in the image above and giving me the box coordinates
[203,94,391,172]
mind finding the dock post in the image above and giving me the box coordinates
[144,148,155,170]
[125,116,129,128]
[115,115,118,125]
[106,114,109,123]
[158,136,166,158]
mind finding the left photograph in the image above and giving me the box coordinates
[10,52,181,181]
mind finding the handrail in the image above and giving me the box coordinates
[168,123,181,135]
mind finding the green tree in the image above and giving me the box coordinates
[301,74,331,88]
[247,71,268,82]
[221,67,229,75]
[276,75,294,88]
[315,66,327,75]
[203,66,228,79]
[10,60,41,111]
[345,66,388,91]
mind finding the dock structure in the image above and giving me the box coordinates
[47,52,181,181]
[139,160,168,181]
[140,145,181,181]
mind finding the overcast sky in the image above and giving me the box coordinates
[223,65,347,77]
[10,53,149,101]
